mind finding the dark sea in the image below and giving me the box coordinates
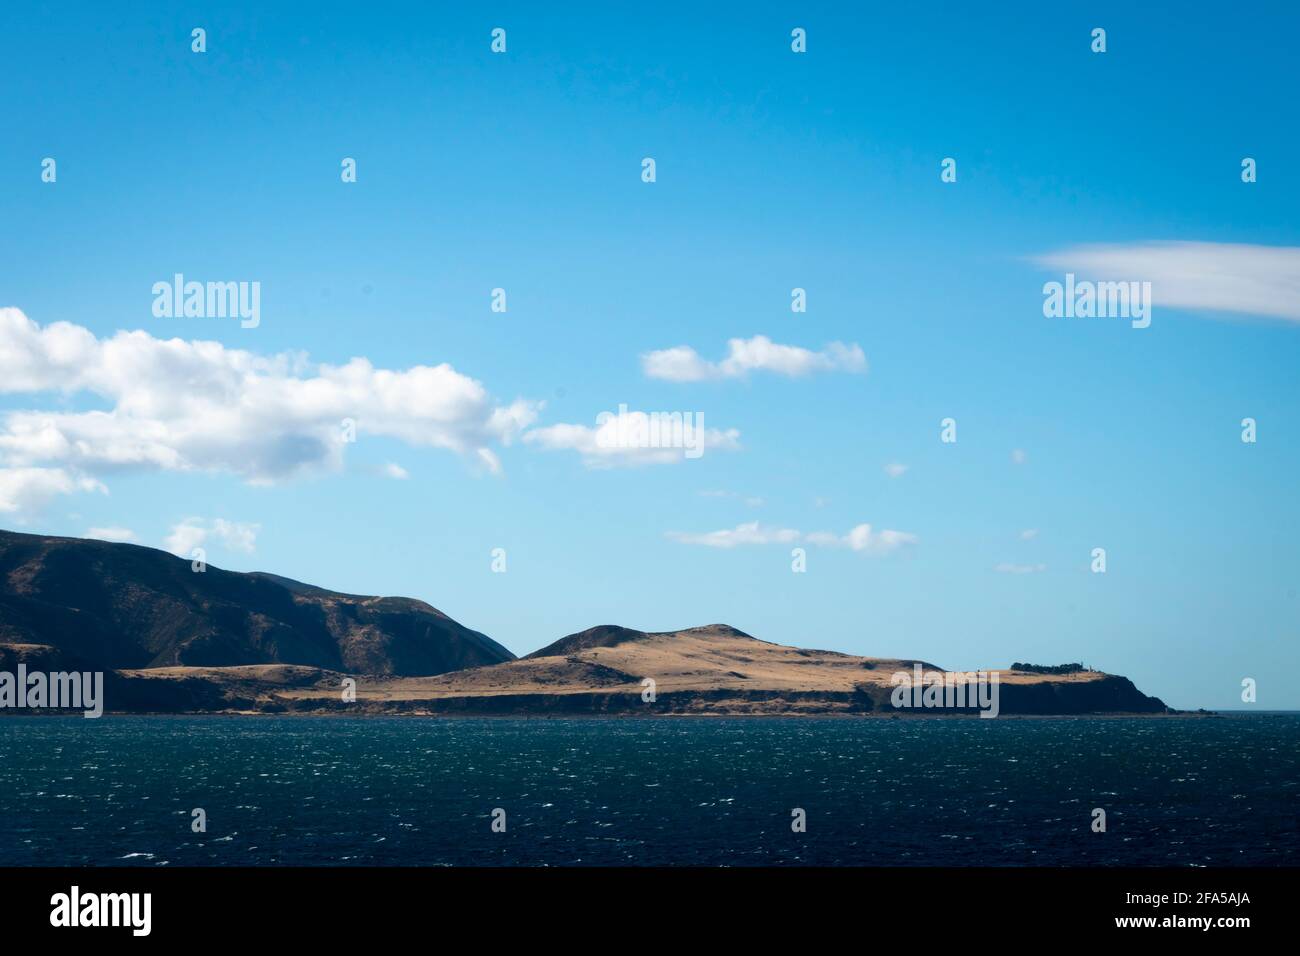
[1,714,1296,866]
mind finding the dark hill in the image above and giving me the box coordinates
[0,529,513,675]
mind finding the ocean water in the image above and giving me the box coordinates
[0,714,1295,866]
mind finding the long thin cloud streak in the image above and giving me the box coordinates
[1034,241,1300,323]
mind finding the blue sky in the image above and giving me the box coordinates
[2,2,1298,709]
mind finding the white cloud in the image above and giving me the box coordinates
[164,520,207,558]
[883,462,909,478]
[382,462,410,480]
[211,519,259,553]
[0,467,105,514]
[523,410,740,468]
[669,521,917,555]
[86,526,137,543]
[165,518,260,557]
[1018,528,1039,541]
[1010,449,1027,465]
[840,524,919,555]
[0,309,541,509]
[641,346,714,382]
[1034,241,1300,323]
[642,335,866,381]
[667,522,802,548]
[995,562,1047,574]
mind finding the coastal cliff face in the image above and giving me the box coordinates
[0,532,1170,716]
[0,530,514,676]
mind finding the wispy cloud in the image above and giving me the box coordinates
[669,521,917,555]
[667,522,802,548]
[883,462,909,478]
[643,335,866,382]
[1018,528,1039,541]
[995,562,1047,574]
[1034,241,1300,323]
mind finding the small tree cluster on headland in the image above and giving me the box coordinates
[1009,662,1093,675]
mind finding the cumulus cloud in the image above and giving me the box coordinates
[164,521,207,557]
[86,526,137,543]
[642,335,866,381]
[0,467,105,514]
[523,409,740,468]
[668,521,917,555]
[382,462,410,480]
[0,309,540,511]
[1033,241,1300,323]
[164,518,260,557]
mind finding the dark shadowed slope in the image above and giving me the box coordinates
[0,529,513,675]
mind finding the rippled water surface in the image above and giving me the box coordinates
[1,715,1296,865]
